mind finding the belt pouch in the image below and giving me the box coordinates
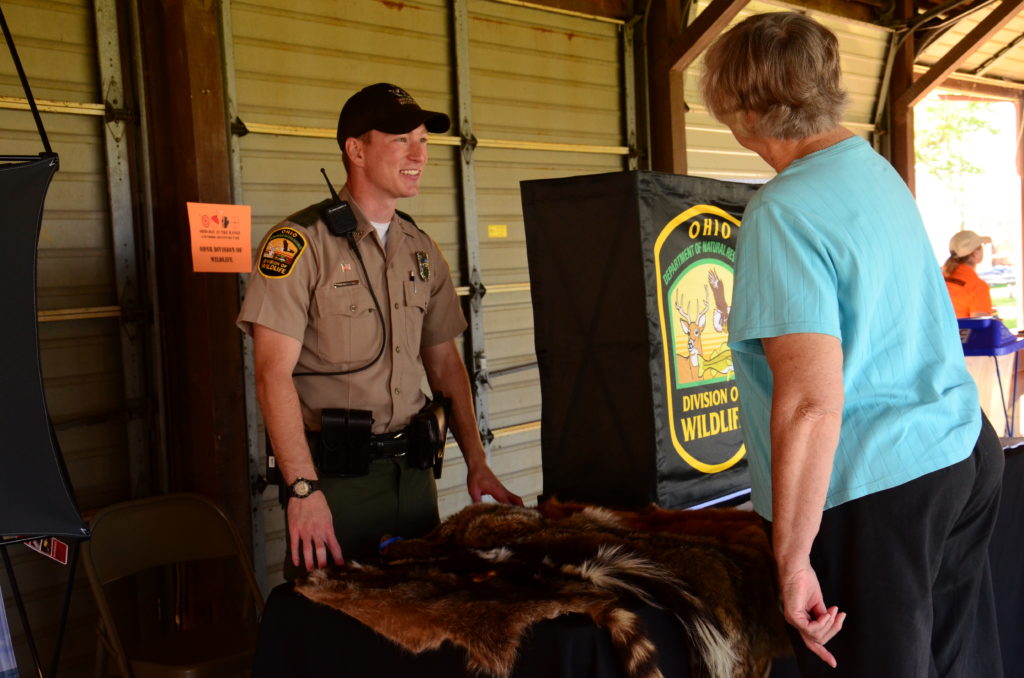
[319,408,373,476]
[410,393,451,479]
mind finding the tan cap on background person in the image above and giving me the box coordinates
[337,83,450,152]
[949,230,992,257]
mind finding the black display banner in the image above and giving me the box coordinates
[0,154,88,540]
[522,171,758,509]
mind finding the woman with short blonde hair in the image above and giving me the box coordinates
[700,11,848,139]
[701,11,1003,678]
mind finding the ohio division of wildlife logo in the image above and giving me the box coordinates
[655,205,745,474]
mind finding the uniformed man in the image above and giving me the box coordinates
[238,83,522,579]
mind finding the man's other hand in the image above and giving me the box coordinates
[288,491,344,570]
[467,463,523,506]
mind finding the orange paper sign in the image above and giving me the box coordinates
[186,202,252,273]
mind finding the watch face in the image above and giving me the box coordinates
[293,480,311,497]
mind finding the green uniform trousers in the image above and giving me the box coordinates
[283,456,439,580]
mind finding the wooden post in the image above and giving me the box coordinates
[646,0,683,173]
[646,0,750,173]
[888,0,916,191]
[135,0,251,540]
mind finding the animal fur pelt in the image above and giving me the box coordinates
[295,500,790,678]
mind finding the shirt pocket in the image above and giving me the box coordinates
[313,283,380,365]
[403,280,429,350]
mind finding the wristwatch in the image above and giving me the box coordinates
[287,477,320,499]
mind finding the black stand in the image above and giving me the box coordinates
[0,6,89,677]
[2,540,82,678]
[521,172,757,509]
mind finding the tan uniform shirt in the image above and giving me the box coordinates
[237,188,467,434]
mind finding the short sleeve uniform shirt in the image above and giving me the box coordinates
[237,188,467,434]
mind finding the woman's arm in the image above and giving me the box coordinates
[763,331,847,667]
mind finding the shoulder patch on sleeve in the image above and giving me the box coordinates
[257,226,307,278]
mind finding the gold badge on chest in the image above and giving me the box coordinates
[416,251,431,281]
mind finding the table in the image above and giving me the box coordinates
[252,585,692,678]
[959,317,1024,436]
[252,447,1024,678]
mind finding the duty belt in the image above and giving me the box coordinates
[305,429,409,459]
[367,430,409,458]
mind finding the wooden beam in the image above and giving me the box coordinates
[783,0,877,24]
[491,0,631,22]
[1017,95,1024,326]
[645,0,749,173]
[647,0,682,172]
[939,73,1024,98]
[667,0,750,73]
[136,0,250,535]
[896,0,1024,110]
[668,72,688,173]
[889,0,917,189]
[135,0,254,634]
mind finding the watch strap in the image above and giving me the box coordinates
[288,477,320,498]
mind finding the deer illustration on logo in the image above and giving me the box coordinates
[674,287,710,382]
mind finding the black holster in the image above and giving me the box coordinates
[409,392,451,479]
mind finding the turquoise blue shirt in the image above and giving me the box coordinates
[728,136,980,520]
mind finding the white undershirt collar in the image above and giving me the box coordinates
[370,220,390,246]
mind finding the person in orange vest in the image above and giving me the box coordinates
[943,230,994,318]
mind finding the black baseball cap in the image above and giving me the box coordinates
[337,83,451,151]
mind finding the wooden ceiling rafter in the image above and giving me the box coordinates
[897,0,1024,110]
[667,0,750,72]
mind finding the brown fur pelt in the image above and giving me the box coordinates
[295,500,790,678]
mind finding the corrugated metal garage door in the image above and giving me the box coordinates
[685,0,891,181]
[455,0,626,515]
[0,0,132,674]
[226,0,627,583]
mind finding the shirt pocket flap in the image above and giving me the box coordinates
[315,283,368,317]
[404,280,429,311]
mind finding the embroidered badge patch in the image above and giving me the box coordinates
[416,251,431,281]
[258,227,306,278]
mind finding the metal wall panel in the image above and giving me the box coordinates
[231,0,454,127]
[0,1,129,674]
[467,0,624,145]
[464,1,626,510]
[684,0,890,180]
[230,0,458,253]
[228,0,627,583]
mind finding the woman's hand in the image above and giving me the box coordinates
[779,563,846,668]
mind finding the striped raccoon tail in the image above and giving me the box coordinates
[568,545,736,678]
[587,603,664,678]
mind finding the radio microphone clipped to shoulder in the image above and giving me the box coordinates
[320,167,357,237]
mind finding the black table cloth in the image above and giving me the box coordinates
[253,445,1024,677]
[253,584,692,678]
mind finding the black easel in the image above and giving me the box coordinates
[0,4,90,677]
